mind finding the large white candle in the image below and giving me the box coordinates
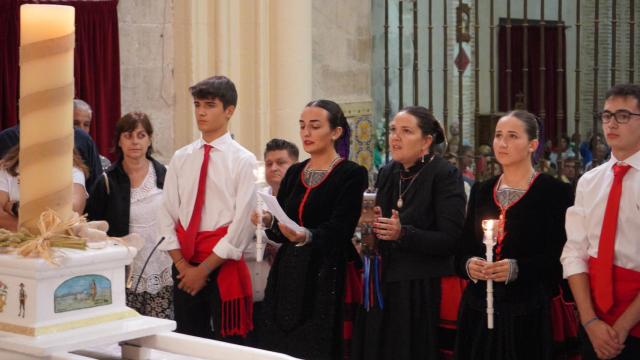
[482,219,497,329]
[18,4,75,232]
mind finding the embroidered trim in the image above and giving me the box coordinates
[131,163,161,203]
[297,158,344,226]
[491,172,540,259]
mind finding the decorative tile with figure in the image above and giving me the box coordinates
[54,275,112,313]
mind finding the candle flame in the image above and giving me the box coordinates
[482,219,497,232]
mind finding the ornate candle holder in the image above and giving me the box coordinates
[357,189,378,256]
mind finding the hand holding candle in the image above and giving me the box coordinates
[482,219,497,329]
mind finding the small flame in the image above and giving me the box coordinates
[482,219,497,232]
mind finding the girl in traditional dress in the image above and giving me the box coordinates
[352,106,467,360]
[454,110,575,360]
[257,99,368,359]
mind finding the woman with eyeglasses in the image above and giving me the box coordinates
[454,110,574,360]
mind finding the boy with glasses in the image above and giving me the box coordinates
[562,83,640,359]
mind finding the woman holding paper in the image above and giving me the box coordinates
[351,106,467,360]
[256,100,367,359]
[454,110,574,360]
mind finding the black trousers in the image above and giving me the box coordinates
[579,327,640,360]
[172,265,243,344]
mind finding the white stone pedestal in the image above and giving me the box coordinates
[0,245,137,336]
[0,245,296,359]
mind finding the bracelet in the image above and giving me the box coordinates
[265,213,275,229]
[199,261,213,274]
[583,316,599,328]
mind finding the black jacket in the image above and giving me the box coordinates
[86,157,166,237]
[375,156,467,281]
[455,174,574,302]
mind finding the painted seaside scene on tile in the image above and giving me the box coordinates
[54,275,112,313]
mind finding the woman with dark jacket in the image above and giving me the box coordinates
[454,110,574,360]
[257,100,368,359]
[352,106,467,360]
[87,112,173,319]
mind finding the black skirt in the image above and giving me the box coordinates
[454,288,554,360]
[258,244,344,360]
[352,277,441,360]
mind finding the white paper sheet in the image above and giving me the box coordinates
[257,191,305,233]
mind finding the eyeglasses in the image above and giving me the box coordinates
[599,109,640,124]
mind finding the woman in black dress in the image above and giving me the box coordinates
[352,106,466,360]
[257,99,368,359]
[454,110,574,360]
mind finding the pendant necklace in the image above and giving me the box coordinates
[397,155,434,209]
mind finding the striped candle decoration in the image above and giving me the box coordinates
[18,4,75,233]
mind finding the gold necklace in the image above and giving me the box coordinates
[397,155,434,209]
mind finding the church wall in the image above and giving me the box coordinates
[118,0,175,164]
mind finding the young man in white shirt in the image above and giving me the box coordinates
[158,76,257,341]
[561,83,640,360]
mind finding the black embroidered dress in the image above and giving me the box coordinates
[454,174,574,360]
[259,159,368,360]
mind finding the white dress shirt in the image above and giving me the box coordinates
[158,132,257,260]
[562,149,640,278]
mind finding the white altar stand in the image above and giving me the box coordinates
[0,316,297,359]
[0,246,297,359]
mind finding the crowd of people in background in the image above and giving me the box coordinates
[444,123,612,194]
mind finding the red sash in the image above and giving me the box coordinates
[550,289,579,343]
[589,257,640,338]
[176,223,253,337]
[440,276,467,330]
[342,261,362,359]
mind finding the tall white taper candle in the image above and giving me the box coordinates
[482,219,497,329]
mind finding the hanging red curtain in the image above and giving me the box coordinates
[0,0,120,159]
[0,0,20,129]
[498,20,567,144]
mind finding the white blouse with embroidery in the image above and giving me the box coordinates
[128,163,173,294]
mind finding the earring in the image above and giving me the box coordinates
[421,155,425,163]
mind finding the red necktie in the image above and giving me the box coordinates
[184,144,212,259]
[594,163,632,313]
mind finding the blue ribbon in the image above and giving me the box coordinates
[373,256,384,309]
[363,255,370,311]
